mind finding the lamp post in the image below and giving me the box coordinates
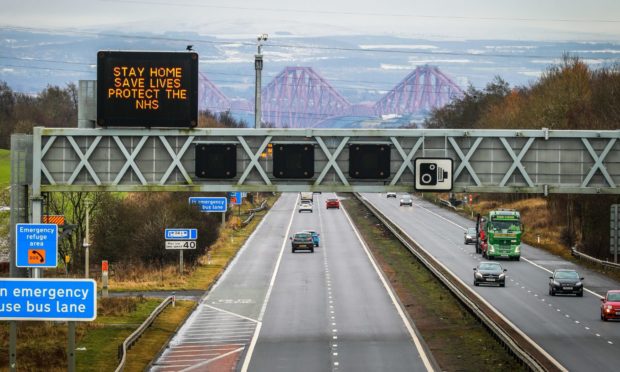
[255,33,268,129]
[83,202,90,278]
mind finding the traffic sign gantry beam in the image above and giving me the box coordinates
[32,127,620,194]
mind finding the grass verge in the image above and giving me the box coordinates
[423,193,620,283]
[107,193,279,291]
[341,194,526,371]
[121,300,195,372]
[0,149,9,187]
[0,297,191,371]
[0,194,279,371]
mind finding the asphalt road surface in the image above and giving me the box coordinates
[363,192,620,371]
[151,193,434,372]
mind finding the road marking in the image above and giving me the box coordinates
[179,346,245,372]
[341,203,435,372]
[401,195,604,299]
[240,194,298,372]
[364,196,568,372]
[204,304,259,323]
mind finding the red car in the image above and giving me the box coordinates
[601,290,620,321]
[326,198,340,209]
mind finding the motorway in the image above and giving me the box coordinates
[363,193,620,371]
[151,193,435,372]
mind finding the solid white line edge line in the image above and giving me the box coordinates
[365,194,567,372]
[240,194,299,372]
[407,195,603,299]
[340,201,436,372]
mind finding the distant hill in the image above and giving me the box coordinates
[1,29,618,128]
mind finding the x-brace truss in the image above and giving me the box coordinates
[581,138,617,188]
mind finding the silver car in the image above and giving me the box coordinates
[298,202,313,213]
[464,227,477,244]
[399,195,413,206]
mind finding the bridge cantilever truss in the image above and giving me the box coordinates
[29,127,620,194]
[374,65,464,116]
[261,67,351,128]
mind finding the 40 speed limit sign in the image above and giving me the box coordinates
[165,240,197,250]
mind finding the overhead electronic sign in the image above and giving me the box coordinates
[97,51,198,128]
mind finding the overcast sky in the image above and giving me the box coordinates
[1,0,619,41]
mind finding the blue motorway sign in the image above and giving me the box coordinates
[189,197,227,212]
[228,192,242,205]
[0,279,97,321]
[16,223,58,268]
[165,228,197,240]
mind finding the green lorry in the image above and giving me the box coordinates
[476,209,523,261]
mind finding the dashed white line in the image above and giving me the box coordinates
[240,194,298,372]
[341,202,435,372]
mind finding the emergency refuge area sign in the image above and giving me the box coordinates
[97,51,198,128]
[0,279,97,321]
[16,223,58,268]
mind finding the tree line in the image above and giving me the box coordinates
[423,56,620,257]
[0,80,252,273]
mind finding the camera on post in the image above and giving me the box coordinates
[415,158,453,191]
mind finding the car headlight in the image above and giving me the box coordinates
[499,273,505,279]
[515,245,520,253]
[475,272,483,278]
[575,282,583,287]
[552,281,560,287]
[606,305,613,311]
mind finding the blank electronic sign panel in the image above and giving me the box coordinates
[97,51,198,128]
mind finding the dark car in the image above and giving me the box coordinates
[387,192,397,198]
[601,290,620,321]
[290,232,314,253]
[326,198,340,209]
[464,227,477,245]
[473,262,506,287]
[549,269,583,296]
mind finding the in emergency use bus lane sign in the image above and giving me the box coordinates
[0,279,97,321]
[16,223,58,268]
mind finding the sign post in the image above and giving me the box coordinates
[612,204,619,263]
[0,279,97,321]
[102,260,109,298]
[16,223,58,269]
[189,196,228,227]
[228,192,243,217]
[165,229,198,274]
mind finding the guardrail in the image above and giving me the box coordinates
[115,295,174,372]
[571,247,620,270]
[353,193,566,372]
[241,200,269,227]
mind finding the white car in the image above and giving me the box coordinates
[298,202,313,213]
[400,195,413,206]
[387,192,397,198]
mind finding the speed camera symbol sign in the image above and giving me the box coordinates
[414,158,453,191]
